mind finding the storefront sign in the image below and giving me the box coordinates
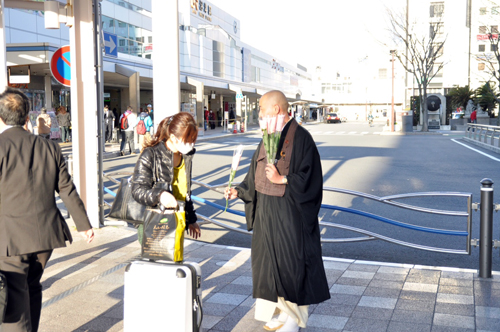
[477,34,498,41]
[8,83,28,89]
[50,45,71,87]
[476,54,494,61]
[272,59,284,73]
[191,0,212,22]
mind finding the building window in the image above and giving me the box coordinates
[431,43,444,57]
[102,16,115,34]
[430,2,444,17]
[492,26,499,33]
[478,63,485,70]
[479,44,486,52]
[432,63,443,77]
[479,7,487,15]
[430,23,444,38]
[116,20,128,38]
[492,44,498,52]
[378,68,387,79]
[479,26,487,33]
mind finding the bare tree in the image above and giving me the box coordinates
[476,1,500,124]
[387,6,446,131]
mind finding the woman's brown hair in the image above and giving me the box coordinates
[144,112,198,150]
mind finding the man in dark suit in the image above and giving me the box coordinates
[0,88,94,332]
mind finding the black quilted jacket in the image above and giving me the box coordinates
[130,142,197,226]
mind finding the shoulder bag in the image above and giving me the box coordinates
[108,177,146,225]
[108,148,158,225]
[0,272,7,325]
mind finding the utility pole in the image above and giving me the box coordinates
[405,0,409,109]
[391,50,396,132]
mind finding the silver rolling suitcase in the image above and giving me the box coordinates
[124,260,202,332]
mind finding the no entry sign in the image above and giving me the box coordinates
[50,45,71,87]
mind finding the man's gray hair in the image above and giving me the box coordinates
[0,88,31,126]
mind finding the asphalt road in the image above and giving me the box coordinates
[103,120,500,271]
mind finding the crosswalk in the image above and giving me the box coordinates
[306,130,382,136]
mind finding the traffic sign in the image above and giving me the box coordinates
[50,45,71,87]
[236,93,243,99]
[103,32,118,58]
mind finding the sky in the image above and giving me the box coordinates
[208,0,406,77]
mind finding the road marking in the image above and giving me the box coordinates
[197,142,258,152]
[335,131,345,134]
[348,131,357,134]
[325,131,334,135]
[451,139,500,162]
[360,132,369,135]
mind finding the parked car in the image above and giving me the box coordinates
[324,112,340,123]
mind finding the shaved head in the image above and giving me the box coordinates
[262,90,289,115]
[259,90,290,123]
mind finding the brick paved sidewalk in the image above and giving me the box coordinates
[36,210,500,332]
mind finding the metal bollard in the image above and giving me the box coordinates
[479,178,494,278]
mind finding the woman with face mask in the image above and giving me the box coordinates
[131,112,201,240]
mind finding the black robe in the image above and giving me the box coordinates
[236,120,331,306]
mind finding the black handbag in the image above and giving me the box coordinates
[0,272,7,325]
[108,178,146,225]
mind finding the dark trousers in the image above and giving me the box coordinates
[60,126,70,143]
[120,131,135,154]
[0,250,52,332]
[105,122,113,142]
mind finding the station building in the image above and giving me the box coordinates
[5,0,316,130]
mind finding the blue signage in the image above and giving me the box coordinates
[103,32,118,58]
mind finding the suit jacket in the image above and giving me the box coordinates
[0,127,92,257]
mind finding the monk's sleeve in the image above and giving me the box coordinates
[287,131,323,232]
[235,142,260,231]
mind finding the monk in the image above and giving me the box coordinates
[225,90,330,332]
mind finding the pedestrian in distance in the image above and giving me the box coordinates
[209,109,215,129]
[368,112,374,126]
[0,88,94,332]
[131,112,201,242]
[56,106,71,143]
[119,106,138,156]
[146,103,154,123]
[204,106,209,131]
[136,108,153,150]
[471,108,477,124]
[104,105,115,142]
[229,107,235,123]
[36,107,51,139]
[224,90,330,332]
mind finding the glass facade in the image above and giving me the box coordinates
[102,15,152,57]
[105,0,152,17]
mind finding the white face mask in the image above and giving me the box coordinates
[174,137,194,154]
[177,142,194,154]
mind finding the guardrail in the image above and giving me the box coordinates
[464,124,500,152]
[102,172,499,278]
